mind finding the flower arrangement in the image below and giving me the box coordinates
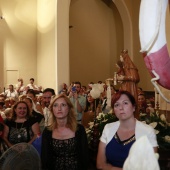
[86,112,118,144]
[139,111,170,150]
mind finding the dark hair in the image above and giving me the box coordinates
[24,97,33,104]
[111,90,136,108]
[84,92,100,112]
[9,84,14,92]
[74,81,81,88]
[30,78,34,81]
[0,102,4,107]
[26,89,36,97]
[43,88,55,95]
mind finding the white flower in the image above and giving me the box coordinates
[88,122,94,128]
[160,114,166,122]
[142,121,146,124]
[149,122,157,129]
[86,129,91,134]
[159,122,165,127]
[154,129,159,135]
[156,111,159,117]
[164,136,170,143]
[90,84,104,99]
[102,119,108,122]
[96,112,105,119]
[139,113,147,117]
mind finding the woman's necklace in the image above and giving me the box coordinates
[16,122,24,138]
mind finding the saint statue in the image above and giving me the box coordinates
[117,49,140,109]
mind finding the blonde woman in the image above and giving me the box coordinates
[41,94,89,170]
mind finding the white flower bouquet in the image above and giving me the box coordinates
[139,110,170,150]
[86,112,118,144]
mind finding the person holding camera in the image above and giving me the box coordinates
[68,82,86,123]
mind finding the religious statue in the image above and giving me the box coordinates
[116,49,140,109]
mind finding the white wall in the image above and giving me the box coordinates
[0,0,37,90]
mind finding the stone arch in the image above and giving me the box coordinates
[55,0,133,86]
[112,0,133,57]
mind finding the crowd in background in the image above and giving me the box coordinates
[0,77,156,169]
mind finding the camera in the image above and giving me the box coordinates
[72,86,76,93]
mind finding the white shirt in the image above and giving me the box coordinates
[43,107,52,127]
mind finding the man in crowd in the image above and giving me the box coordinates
[68,81,86,123]
[42,88,55,127]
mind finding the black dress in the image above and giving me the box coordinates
[5,118,37,144]
[41,124,89,170]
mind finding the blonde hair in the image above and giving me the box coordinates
[48,94,77,132]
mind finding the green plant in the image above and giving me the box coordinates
[139,111,170,150]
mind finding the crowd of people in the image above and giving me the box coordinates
[0,77,157,170]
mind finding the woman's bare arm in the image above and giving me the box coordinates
[3,124,13,147]
[28,122,40,144]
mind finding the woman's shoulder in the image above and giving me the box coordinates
[136,120,154,130]
[135,120,155,137]
[4,119,14,126]
[42,127,52,136]
[26,117,38,125]
[77,124,85,131]
[104,121,120,130]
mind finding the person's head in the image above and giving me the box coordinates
[29,78,34,84]
[116,60,123,69]
[137,87,144,95]
[11,101,31,121]
[62,83,67,89]
[4,108,12,119]
[110,85,116,95]
[9,84,14,92]
[0,101,4,109]
[24,97,34,111]
[48,94,77,131]
[120,49,137,70]
[120,49,128,62]
[112,91,136,120]
[0,96,5,102]
[26,89,36,102]
[73,81,81,93]
[138,94,146,105]
[18,78,23,84]
[87,93,95,103]
[9,97,16,106]
[5,98,10,108]
[43,88,55,108]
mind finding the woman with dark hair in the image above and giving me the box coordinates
[82,92,101,128]
[41,94,89,170]
[3,101,40,148]
[97,91,158,170]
